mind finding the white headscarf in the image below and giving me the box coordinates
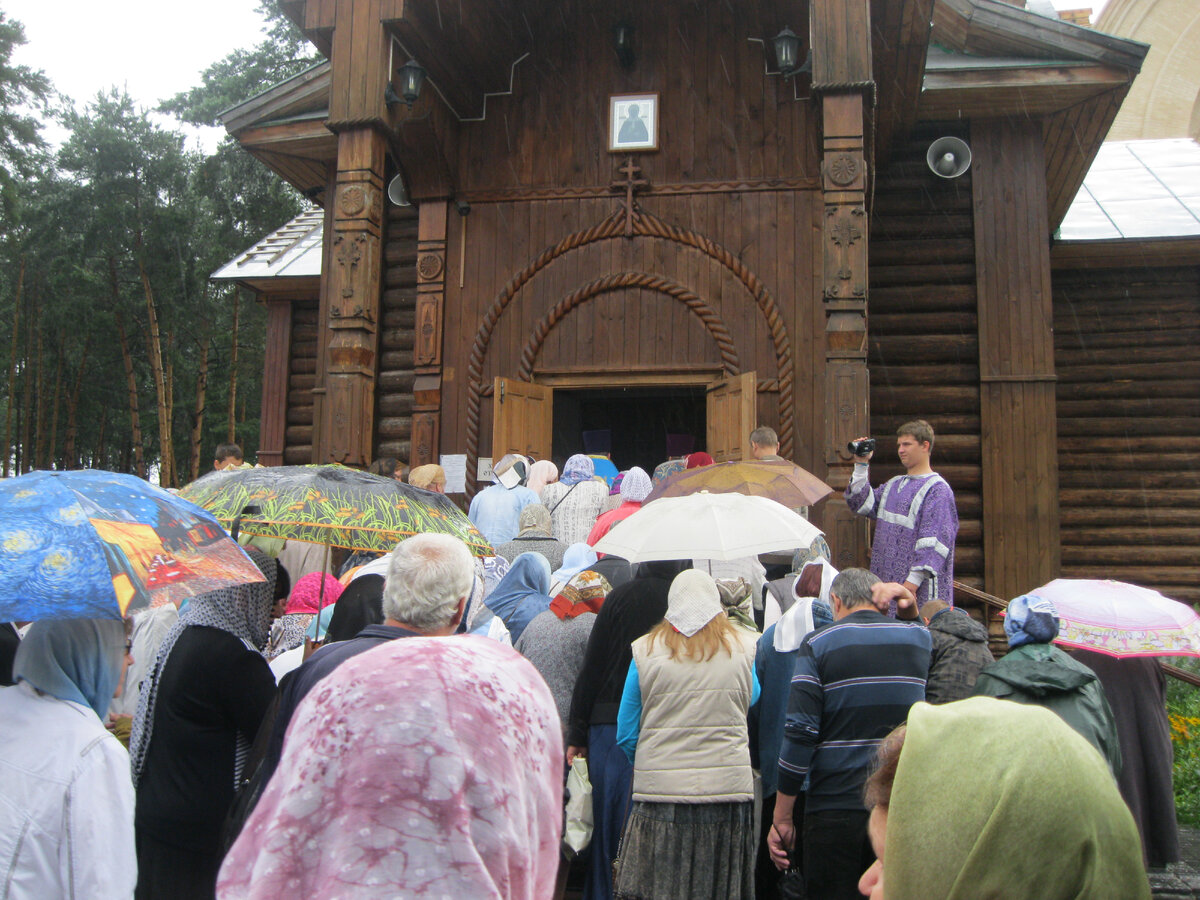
[774,559,837,652]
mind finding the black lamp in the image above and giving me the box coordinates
[397,60,427,107]
[773,27,809,78]
[613,23,635,68]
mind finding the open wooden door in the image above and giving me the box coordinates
[492,377,553,462]
[706,372,756,462]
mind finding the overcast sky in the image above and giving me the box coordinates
[5,0,1109,154]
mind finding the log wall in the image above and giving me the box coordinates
[376,203,418,463]
[867,127,984,589]
[284,299,318,464]
[1053,264,1200,604]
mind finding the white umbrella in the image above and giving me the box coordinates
[592,491,824,563]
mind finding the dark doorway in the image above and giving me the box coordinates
[552,386,706,474]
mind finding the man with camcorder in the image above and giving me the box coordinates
[844,419,959,614]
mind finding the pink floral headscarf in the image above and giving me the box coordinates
[285,572,344,614]
[217,636,563,900]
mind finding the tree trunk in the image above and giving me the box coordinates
[189,333,210,483]
[228,289,239,443]
[138,260,171,487]
[63,336,91,470]
[47,351,63,469]
[19,285,33,473]
[114,312,144,478]
[33,324,44,469]
[94,404,107,470]
[3,257,23,477]
[164,334,176,488]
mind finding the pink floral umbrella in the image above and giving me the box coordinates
[1025,578,1200,658]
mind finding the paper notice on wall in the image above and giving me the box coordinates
[440,454,468,494]
[477,457,494,485]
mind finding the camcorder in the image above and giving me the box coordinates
[847,438,876,458]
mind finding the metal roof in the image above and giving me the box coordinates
[1058,139,1200,241]
[210,208,324,282]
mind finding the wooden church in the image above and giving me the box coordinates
[215,0,1200,607]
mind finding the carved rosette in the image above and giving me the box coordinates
[827,153,860,188]
[417,252,445,282]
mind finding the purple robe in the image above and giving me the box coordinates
[845,467,958,613]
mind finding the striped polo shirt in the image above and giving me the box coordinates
[777,607,931,811]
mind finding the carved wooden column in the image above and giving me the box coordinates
[412,202,448,466]
[812,0,874,570]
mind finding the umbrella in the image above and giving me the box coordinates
[178,463,493,557]
[1023,578,1200,658]
[644,459,834,507]
[592,491,824,563]
[0,469,266,621]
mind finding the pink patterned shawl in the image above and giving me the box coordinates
[217,636,563,899]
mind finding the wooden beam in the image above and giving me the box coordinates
[872,0,935,163]
[1051,238,1200,271]
[972,117,1061,599]
[920,64,1131,120]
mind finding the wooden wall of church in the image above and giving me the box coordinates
[284,300,318,464]
[867,129,984,590]
[437,187,825,478]
[1053,264,1200,605]
[376,204,419,463]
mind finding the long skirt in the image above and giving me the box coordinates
[614,800,755,900]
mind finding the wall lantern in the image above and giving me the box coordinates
[397,60,427,107]
[613,23,635,69]
[773,27,811,79]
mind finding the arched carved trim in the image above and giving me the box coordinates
[465,207,794,496]
[516,272,740,381]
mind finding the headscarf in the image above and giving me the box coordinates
[1005,593,1060,648]
[881,697,1150,900]
[560,454,595,486]
[305,603,336,641]
[485,552,554,643]
[130,546,276,787]
[518,503,552,535]
[774,558,838,651]
[609,472,625,496]
[527,459,559,496]
[217,637,563,900]
[285,572,344,615]
[324,574,384,643]
[549,570,613,620]
[13,618,125,718]
[686,451,714,469]
[665,569,724,637]
[550,542,600,592]
[493,452,529,489]
[619,466,653,503]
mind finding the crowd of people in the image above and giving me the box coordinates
[0,425,1178,899]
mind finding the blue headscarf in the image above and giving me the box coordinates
[485,552,553,643]
[551,542,600,587]
[560,454,595,487]
[1005,593,1061,649]
[305,603,336,641]
[13,618,125,718]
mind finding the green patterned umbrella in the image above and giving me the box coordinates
[178,464,493,557]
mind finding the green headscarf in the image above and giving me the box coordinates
[883,697,1149,900]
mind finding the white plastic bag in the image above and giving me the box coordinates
[563,756,593,857]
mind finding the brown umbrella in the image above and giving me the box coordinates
[643,459,833,507]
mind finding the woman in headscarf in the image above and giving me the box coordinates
[217,636,563,900]
[514,569,613,731]
[527,459,560,498]
[131,548,278,900]
[550,542,600,596]
[566,558,692,900]
[485,552,554,644]
[265,572,343,660]
[613,570,760,900]
[972,593,1121,775]
[587,466,653,546]
[540,454,609,545]
[857,697,1150,900]
[0,618,135,899]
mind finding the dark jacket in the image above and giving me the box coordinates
[924,608,994,704]
[973,643,1122,777]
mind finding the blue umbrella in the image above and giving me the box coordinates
[0,470,265,621]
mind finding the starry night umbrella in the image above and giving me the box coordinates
[178,463,493,557]
[0,469,266,622]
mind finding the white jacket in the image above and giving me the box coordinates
[0,682,136,900]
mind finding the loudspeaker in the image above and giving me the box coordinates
[387,174,411,207]
[926,137,972,179]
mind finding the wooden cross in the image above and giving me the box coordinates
[609,156,650,237]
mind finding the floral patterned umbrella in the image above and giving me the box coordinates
[0,469,265,621]
[178,464,493,557]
